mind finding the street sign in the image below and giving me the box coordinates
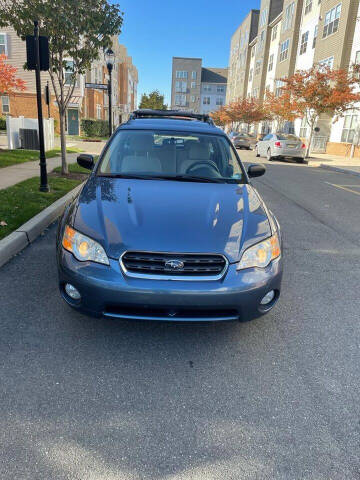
[26,35,49,71]
[85,83,108,90]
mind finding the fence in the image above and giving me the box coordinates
[310,136,328,153]
[6,116,54,151]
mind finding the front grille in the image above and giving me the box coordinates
[121,251,227,278]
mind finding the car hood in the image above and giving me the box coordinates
[73,176,271,263]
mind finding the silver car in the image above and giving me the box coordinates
[256,133,306,163]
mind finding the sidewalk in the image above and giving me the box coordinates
[307,153,360,177]
[0,153,79,190]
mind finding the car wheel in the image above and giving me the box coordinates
[267,148,273,161]
[255,147,260,157]
[296,157,305,163]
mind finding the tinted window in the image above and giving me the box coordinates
[263,134,272,141]
[276,134,300,141]
[98,130,245,183]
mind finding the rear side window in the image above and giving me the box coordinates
[276,134,300,141]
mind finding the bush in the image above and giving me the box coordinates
[81,118,109,138]
[0,117,6,131]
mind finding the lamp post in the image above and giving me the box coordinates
[105,48,115,136]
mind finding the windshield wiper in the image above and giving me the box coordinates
[98,173,226,183]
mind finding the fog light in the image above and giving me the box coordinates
[260,290,275,305]
[65,283,81,300]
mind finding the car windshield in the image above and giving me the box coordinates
[98,130,245,183]
[276,134,300,141]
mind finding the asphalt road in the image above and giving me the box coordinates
[1,152,360,479]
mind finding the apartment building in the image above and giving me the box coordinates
[170,57,227,114]
[0,29,138,134]
[226,10,260,103]
[227,0,360,155]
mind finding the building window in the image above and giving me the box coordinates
[191,81,196,89]
[216,97,224,106]
[252,88,259,98]
[64,60,78,86]
[319,56,334,70]
[190,95,196,103]
[272,24,278,41]
[323,4,341,38]
[299,31,309,55]
[0,33,7,55]
[175,94,186,106]
[312,25,318,49]
[176,81,187,93]
[191,71,197,79]
[279,39,290,62]
[341,111,358,142]
[282,2,295,32]
[259,9,268,27]
[1,95,9,114]
[299,117,308,137]
[268,54,274,71]
[249,68,253,81]
[203,85,211,92]
[96,104,102,119]
[175,70,188,79]
[275,80,285,97]
[203,96,210,105]
[217,86,224,93]
[304,0,312,15]
[255,60,262,75]
[258,30,265,52]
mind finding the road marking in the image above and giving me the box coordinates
[325,182,360,196]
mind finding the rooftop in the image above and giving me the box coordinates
[201,68,228,84]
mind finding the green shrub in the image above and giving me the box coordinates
[0,117,6,130]
[81,118,109,138]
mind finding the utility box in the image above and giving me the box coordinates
[19,129,39,150]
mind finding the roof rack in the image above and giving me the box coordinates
[130,109,215,125]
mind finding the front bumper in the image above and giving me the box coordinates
[58,250,283,322]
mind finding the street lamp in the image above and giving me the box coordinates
[105,48,115,136]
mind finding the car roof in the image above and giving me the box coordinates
[119,117,225,135]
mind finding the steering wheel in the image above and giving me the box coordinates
[186,160,221,175]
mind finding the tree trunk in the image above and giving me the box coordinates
[59,110,68,175]
[306,125,314,159]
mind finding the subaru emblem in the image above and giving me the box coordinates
[164,259,184,271]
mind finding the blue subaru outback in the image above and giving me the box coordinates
[57,109,282,321]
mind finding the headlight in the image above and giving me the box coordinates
[237,233,280,270]
[62,225,109,265]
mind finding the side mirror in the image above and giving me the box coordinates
[77,154,94,171]
[247,164,266,178]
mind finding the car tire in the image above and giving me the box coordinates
[296,157,305,163]
[267,148,273,161]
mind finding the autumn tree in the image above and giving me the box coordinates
[0,0,123,174]
[226,97,269,132]
[0,54,26,95]
[264,90,300,132]
[139,90,167,110]
[280,66,360,157]
[210,105,231,127]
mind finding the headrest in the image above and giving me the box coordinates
[129,133,154,152]
[188,143,209,160]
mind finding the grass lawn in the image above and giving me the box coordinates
[0,176,82,240]
[53,162,92,174]
[0,147,83,169]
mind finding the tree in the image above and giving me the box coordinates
[226,97,269,132]
[139,90,167,110]
[210,105,231,127]
[0,54,26,94]
[280,66,360,157]
[0,0,123,174]
[263,90,300,132]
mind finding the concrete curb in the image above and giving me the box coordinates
[0,182,84,268]
[319,163,360,177]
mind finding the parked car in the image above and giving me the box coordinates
[256,133,306,162]
[57,109,283,322]
[232,133,257,150]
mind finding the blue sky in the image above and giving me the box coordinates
[116,0,257,106]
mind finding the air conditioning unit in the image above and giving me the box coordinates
[19,129,39,150]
